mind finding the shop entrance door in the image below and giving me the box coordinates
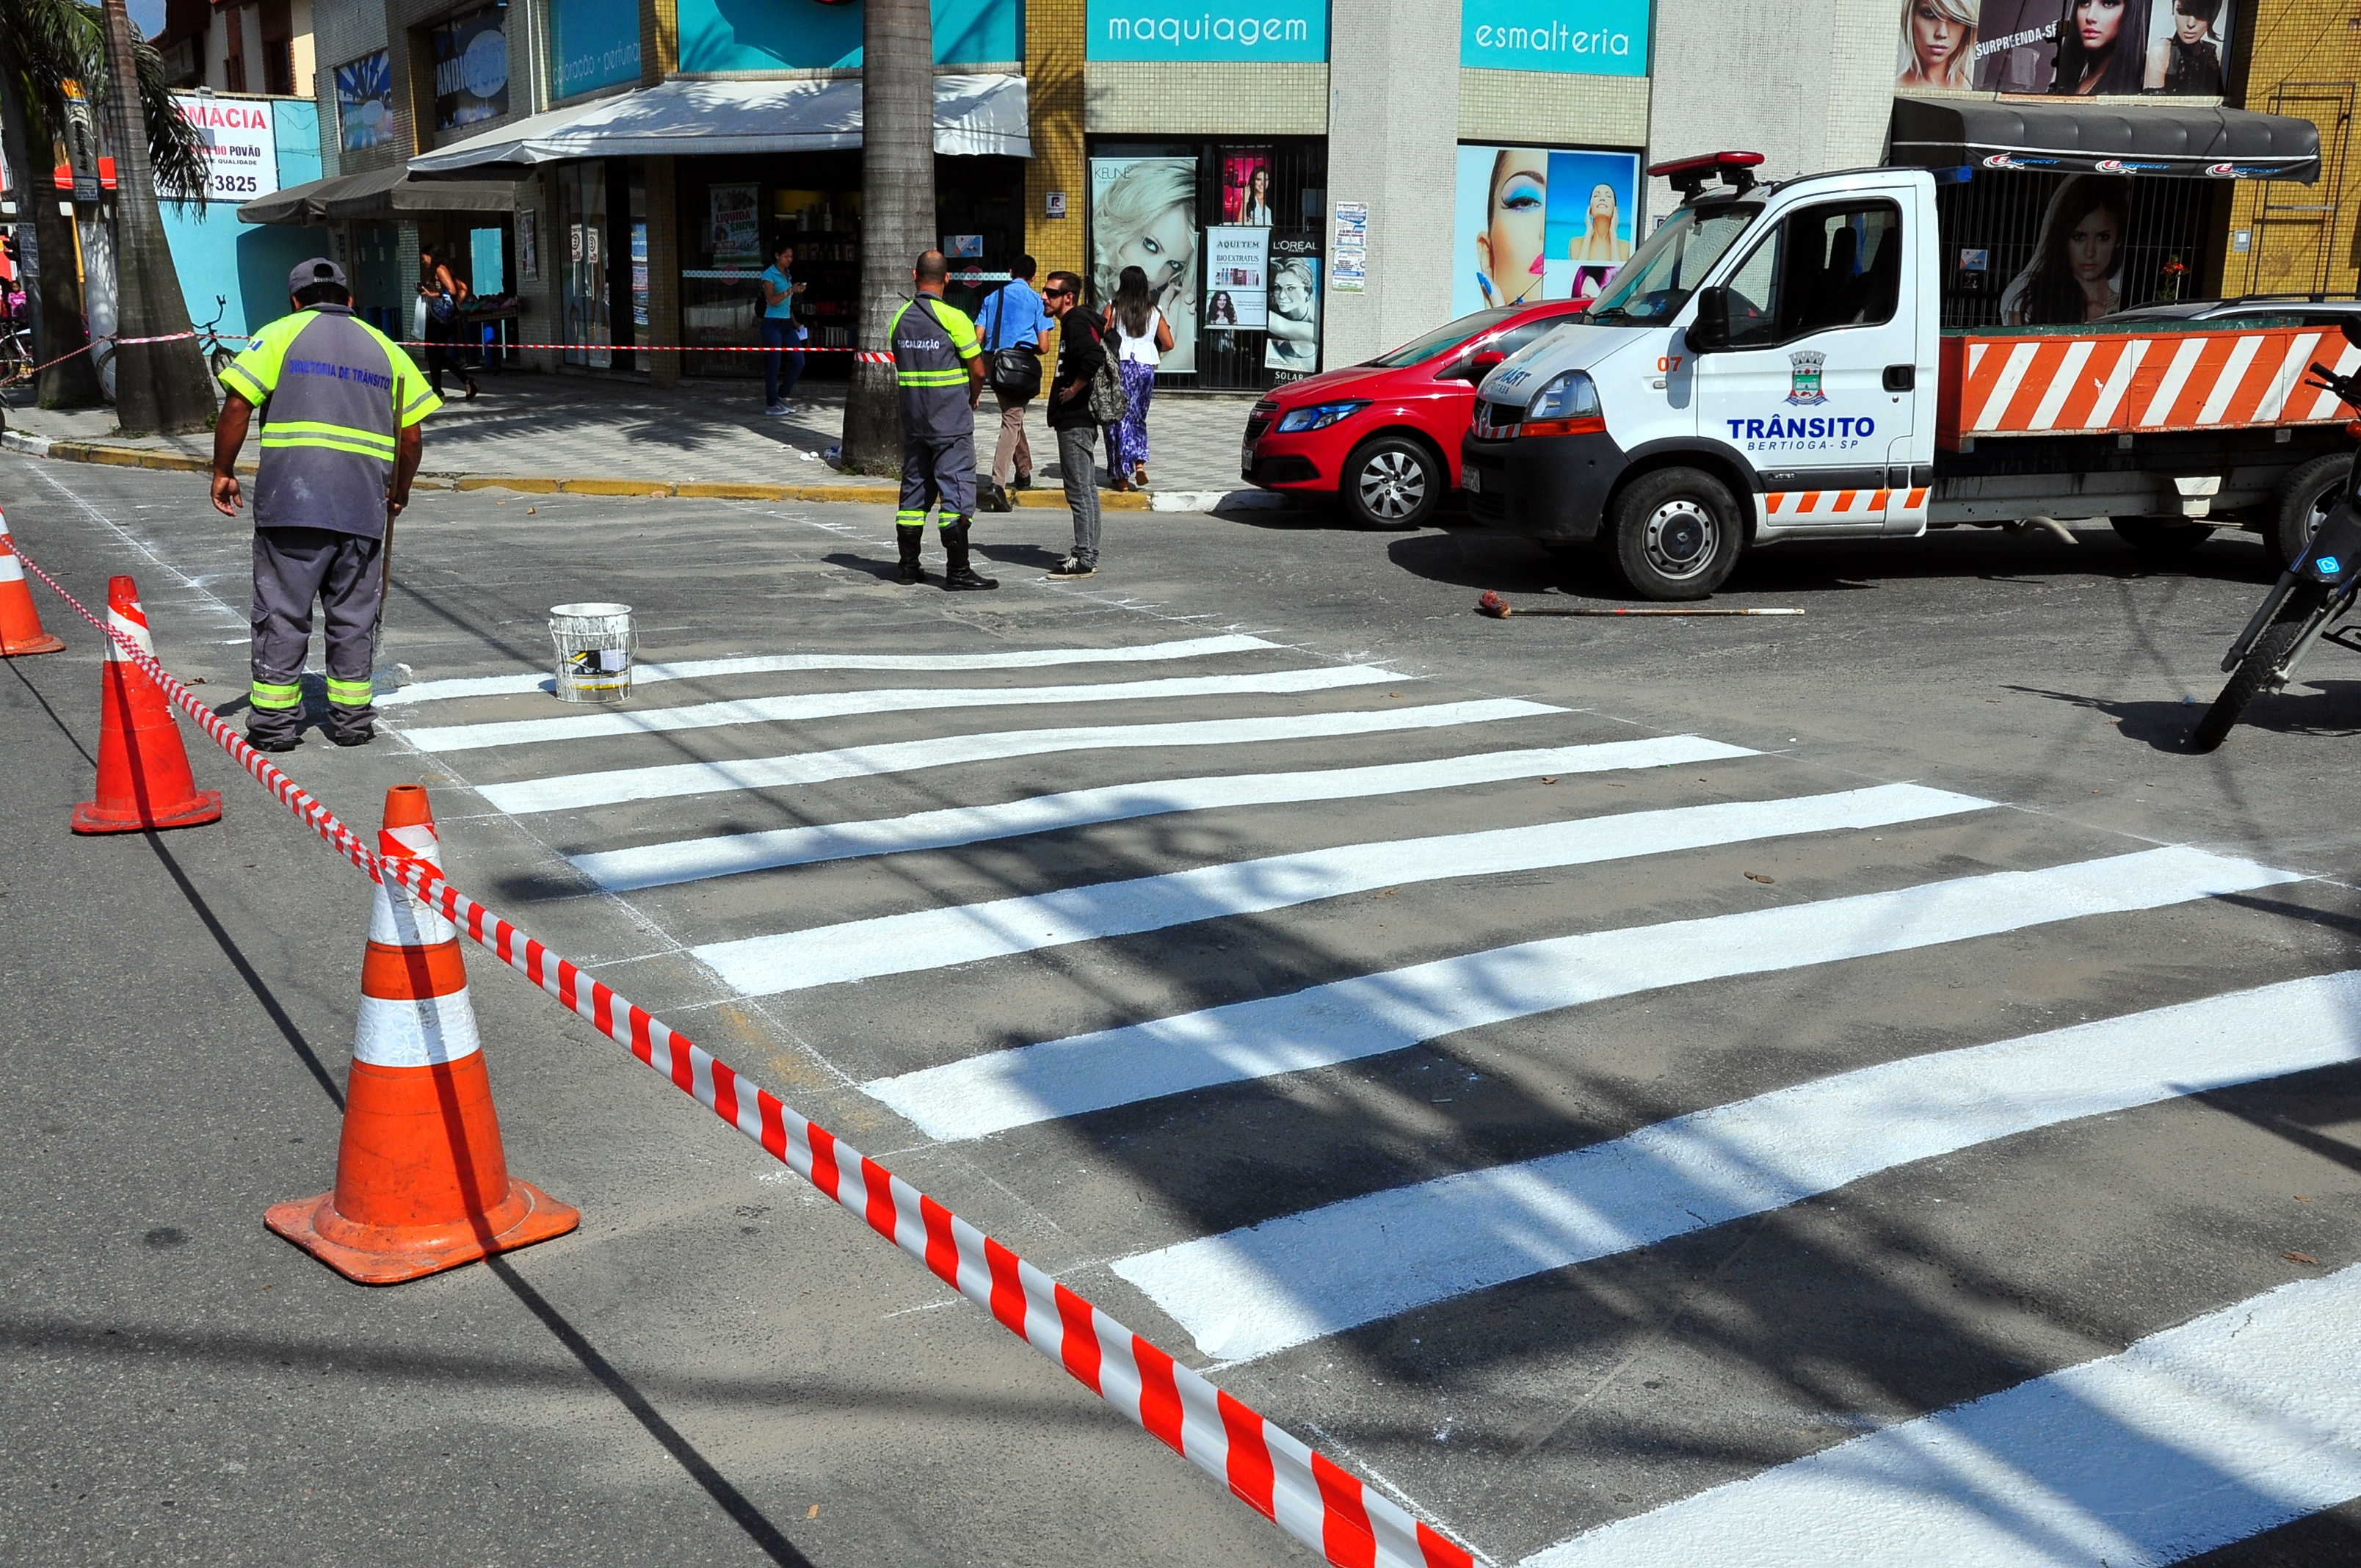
[559,160,610,367]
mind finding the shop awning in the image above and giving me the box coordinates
[407,74,1030,174]
[238,164,522,225]
[1889,97,2321,181]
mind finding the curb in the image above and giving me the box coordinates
[0,429,1272,512]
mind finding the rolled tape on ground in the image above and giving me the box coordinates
[10,542,1476,1568]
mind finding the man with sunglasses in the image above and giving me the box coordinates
[1042,271,1108,579]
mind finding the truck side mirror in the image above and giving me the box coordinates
[1689,286,1730,355]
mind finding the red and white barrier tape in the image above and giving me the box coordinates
[13,543,1479,1568]
[396,338,896,363]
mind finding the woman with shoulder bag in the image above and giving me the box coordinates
[1101,265,1174,491]
[418,243,476,401]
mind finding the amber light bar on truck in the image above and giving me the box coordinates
[1650,150,1763,200]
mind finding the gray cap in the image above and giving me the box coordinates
[289,257,347,294]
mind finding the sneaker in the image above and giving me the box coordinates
[1048,556,1096,579]
[764,401,790,416]
[1010,474,1033,491]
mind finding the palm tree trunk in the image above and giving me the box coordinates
[0,59,103,407]
[841,0,935,475]
[98,0,210,433]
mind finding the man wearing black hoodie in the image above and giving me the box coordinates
[1041,271,1107,579]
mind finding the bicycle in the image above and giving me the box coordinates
[90,295,239,392]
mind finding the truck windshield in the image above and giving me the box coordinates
[1586,203,1760,324]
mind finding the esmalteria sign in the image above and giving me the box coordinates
[1085,0,1327,61]
[1459,0,1648,74]
[172,95,277,201]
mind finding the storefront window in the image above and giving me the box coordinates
[559,161,609,367]
[1087,137,1327,390]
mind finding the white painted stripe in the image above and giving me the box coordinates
[2195,333,2266,424]
[2137,336,2209,427]
[1966,341,1988,376]
[352,990,484,1068]
[575,735,1758,891]
[2084,338,2148,428]
[862,846,2296,1142]
[2304,342,2361,421]
[2258,330,2323,421]
[1115,970,2361,1362]
[402,664,1410,753]
[1523,1260,2361,1568]
[377,634,1282,705]
[476,699,1563,815]
[1969,341,2039,431]
[2024,338,2093,431]
[702,784,1992,995]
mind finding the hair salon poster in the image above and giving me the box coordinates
[1451,144,1641,319]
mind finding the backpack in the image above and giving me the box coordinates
[1084,315,1127,424]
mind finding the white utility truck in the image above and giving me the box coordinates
[1462,150,2360,599]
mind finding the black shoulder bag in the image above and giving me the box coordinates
[984,283,1042,402]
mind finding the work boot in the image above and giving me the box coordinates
[896,524,927,586]
[940,519,999,591]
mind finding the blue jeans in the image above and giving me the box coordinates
[760,317,805,402]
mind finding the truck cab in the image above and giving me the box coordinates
[1462,152,1940,599]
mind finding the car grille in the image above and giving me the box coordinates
[1470,400,1521,442]
[1246,396,1279,443]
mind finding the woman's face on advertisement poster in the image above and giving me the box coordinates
[2175,1,2208,40]
[1119,205,1195,296]
[1911,1,1962,70]
[1274,271,1308,315]
[2075,0,2125,52]
[1589,184,1617,224]
[1484,155,1548,302]
[1251,167,1271,199]
[2068,206,2121,282]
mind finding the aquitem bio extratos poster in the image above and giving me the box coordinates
[1451,144,1642,319]
[1205,225,1270,328]
[1091,156,1199,375]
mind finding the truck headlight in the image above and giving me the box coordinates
[1519,372,1603,438]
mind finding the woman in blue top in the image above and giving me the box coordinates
[759,238,808,415]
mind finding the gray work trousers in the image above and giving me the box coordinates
[1058,424,1102,566]
[990,389,1034,486]
[898,432,978,529]
[250,526,381,744]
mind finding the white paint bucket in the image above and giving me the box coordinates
[548,602,634,703]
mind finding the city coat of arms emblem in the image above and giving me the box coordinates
[1786,350,1827,406]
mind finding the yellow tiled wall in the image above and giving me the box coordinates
[2223,1,2358,297]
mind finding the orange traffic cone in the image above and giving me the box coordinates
[266,785,579,1284]
[0,514,66,656]
[70,576,223,834]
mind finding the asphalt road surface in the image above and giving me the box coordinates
[7,454,2360,1567]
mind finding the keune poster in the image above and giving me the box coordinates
[1265,241,1320,374]
[1092,156,1199,374]
[1205,225,1269,328]
[1222,149,1274,225]
[1973,0,2235,96]
[1452,144,1642,318]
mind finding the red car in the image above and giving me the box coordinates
[1241,300,1586,528]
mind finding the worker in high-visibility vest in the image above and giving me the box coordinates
[211,259,439,752]
[888,250,996,589]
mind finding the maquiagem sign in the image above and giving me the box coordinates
[1086,0,1327,61]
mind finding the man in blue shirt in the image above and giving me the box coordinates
[974,254,1050,503]
[759,238,808,416]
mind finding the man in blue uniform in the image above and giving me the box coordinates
[889,250,995,590]
[211,259,438,750]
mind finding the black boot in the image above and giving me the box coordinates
[896,524,927,585]
[940,518,998,591]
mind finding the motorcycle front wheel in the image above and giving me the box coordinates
[2191,581,2329,752]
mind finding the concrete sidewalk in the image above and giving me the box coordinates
[0,369,1271,509]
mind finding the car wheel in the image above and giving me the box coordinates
[2266,454,2350,572]
[1609,466,1743,600]
[1343,436,1440,529]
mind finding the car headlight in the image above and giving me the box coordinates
[1519,371,1603,437]
[1275,400,1369,433]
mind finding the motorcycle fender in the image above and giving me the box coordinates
[2297,504,2361,585]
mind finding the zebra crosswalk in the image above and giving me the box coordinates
[382,628,2361,1566]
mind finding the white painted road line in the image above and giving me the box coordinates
[475,698,1565,816]
[400,664,1411,753]
[378,633,1283,705]
[862,846,2299,1142]
[699,783,1991,996]
[1523,1261,2361,1567]
[574,734,1758,891]
[1113,970,2361,1362]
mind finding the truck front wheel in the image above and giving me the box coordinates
[1609,467,1743,600]
[2265,454,2351,572]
